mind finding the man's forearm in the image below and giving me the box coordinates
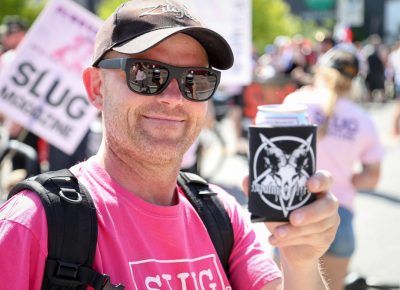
[280,258,328,290]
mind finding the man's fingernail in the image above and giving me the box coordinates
[311,178,320,189]
[276,226,288,238]
[292,213,304,225]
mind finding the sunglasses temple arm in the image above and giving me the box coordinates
[98,58,126,69]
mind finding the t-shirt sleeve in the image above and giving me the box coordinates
[209,184,282,289]
[359,117,385,164]
[0,191,48,289]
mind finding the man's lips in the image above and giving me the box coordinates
[142,114,185,125]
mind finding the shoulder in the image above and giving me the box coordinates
[207,183,253,235]
[208,183,245,215]
[0,190,48,252]
[284,87,324,103]
[1,190,46,225]
[284,87,330,113]
[336,99,375,124]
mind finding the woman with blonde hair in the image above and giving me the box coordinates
[284,48,384,290]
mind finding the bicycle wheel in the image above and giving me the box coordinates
[196,126,226,181]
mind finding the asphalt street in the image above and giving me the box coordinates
[209,100,400,287]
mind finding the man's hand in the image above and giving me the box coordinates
[242,170,340,267]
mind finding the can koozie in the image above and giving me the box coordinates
[248,125,317,222]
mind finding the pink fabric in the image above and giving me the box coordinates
[0,157,281,289]
[285,91,384,211]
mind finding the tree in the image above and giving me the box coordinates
[96,0,126,20]
[0,0,46,27]
[252,0,301,53]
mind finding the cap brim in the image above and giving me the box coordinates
[112,26,234,70]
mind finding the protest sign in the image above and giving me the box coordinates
[183,0,252,86]
[0,0,102,155]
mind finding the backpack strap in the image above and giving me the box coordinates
[178,172,234,277]
[8,169,124,290]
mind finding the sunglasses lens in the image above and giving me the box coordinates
[181,70,218,101]
[128,62,168,94]
[125,60,218,101]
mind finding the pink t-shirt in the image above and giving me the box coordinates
[285,90,384,211]
[0,157,281,289]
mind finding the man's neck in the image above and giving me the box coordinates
[95,146,181,206]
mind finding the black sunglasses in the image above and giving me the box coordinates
[97,58,221,102]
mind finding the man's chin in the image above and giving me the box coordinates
[141,138,187,158]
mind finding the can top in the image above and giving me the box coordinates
[255,104,310,126]
[257,104,308,114]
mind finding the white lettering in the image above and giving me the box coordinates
[191,272,200,290]
[145,275,161,289]
[199,269,217,290]
[139,1,198,21]
[140,267,220,289]
[177,272,190,290]
[161,274,173,290]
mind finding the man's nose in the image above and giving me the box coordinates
[158,79,184,105]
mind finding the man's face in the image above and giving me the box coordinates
[99,33,210,165]
[1,30,25,50]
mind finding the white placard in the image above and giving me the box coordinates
[0,0,101,154]
[182,0,252,86]
[337,0,364,27]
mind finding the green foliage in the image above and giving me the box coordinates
[0,0,46,27]
[96,0,126,20]
[252,0,301,53]
[252,0,333,54]
[304,0,335,10]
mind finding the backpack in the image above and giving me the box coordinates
[8,169,234,290]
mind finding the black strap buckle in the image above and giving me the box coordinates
[57,261,79,279]
[59,187,83,204]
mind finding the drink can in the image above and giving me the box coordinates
[248,104,317,222]
[255,104,310,126]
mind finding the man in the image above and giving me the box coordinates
[0,1,339,289]
[0,15,28,68]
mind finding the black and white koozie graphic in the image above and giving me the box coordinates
[248,125,317,222]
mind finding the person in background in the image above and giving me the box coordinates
[364,34,387,102]
[388,41,400,101]
[0,1,339,289]
[0,15,28,69]
[392,99,400,137]
[0,15,42,177]
[284,48,384,290]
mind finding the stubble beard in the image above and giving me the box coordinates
[106,112,201,168]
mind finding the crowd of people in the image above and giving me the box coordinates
[250,32,400,103]
[210,32,398,290]
[208,31,400,159]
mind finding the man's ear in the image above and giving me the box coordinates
[82,67,104,110]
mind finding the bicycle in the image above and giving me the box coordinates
[195,122,227,180]
[195,92,250,181]
[0,128,39,201]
